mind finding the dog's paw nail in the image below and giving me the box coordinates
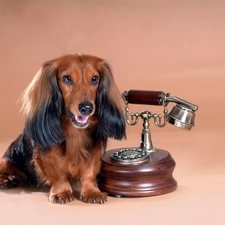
[51,198,56,204]
[80,194,84,200]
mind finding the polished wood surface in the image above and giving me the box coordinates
[99,149,177,197]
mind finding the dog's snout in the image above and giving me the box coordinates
[78,102,93,115]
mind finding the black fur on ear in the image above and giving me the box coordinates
[22,62,65,149]
[96,62,126,142]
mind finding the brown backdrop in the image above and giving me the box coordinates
[0,0,224,224]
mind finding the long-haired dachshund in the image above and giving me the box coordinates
[0,53,126,204]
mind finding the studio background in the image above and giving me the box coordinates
[0,1,224,225]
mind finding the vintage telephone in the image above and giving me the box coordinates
[98,90,198,197]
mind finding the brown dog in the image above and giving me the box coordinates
[0,54,126,204]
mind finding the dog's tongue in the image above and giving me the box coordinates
[75,115,89,124]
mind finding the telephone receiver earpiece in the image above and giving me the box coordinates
[165,95,198,130]
[167,104,195,130]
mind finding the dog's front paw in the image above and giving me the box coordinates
[80,191,108,204]
[49,191,75,204]
[0,174,19,189]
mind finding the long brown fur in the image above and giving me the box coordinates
[0,53,126,204]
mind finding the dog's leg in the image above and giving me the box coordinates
[33,152,75,204]
[0,132,37,189]
[80,144,108,204]
[0,157,26,189]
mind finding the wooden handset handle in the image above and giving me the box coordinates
[124,90,164,105]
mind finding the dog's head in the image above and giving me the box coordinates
[22,54,126,148]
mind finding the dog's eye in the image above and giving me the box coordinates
[62,75,73,85]
[91,75,99,86]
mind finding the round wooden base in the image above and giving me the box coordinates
[98,148,177,197]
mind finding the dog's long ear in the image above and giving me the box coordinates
[21,61,65,148]
[96,62,126,141]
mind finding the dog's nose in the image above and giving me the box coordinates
[78,102,93,115]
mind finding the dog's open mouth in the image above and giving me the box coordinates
[71,115,89,128]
